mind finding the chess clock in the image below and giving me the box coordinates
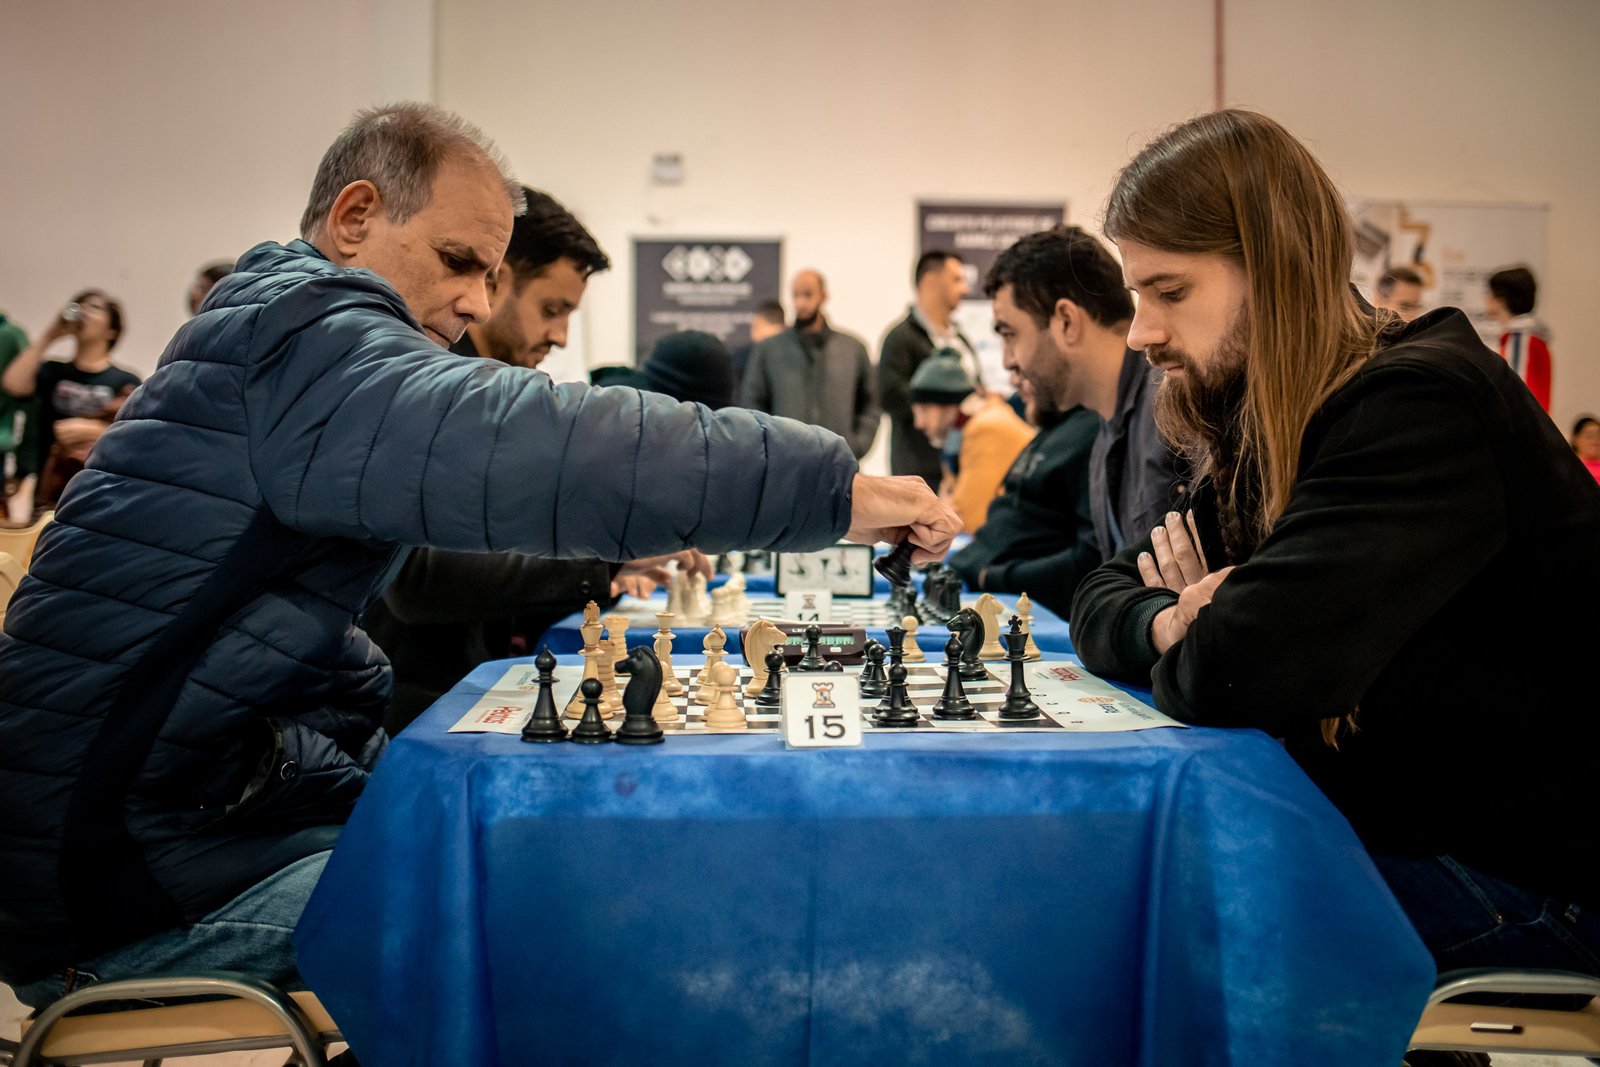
[775,543,875,597]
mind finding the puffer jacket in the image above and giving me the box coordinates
[0,239,857,982]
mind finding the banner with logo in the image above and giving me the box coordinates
[1348,199,1547,348]
[916,202,1066,392]
[633,238,783,362]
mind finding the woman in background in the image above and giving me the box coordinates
[1571,415,1600,483]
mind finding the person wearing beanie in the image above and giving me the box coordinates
[910,350,1035,533]
[642,330,737,410]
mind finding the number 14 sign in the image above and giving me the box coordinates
[781,672,863,749]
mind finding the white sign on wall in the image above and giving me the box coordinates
[1349,199,1548,349]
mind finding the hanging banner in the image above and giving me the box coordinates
[917,201,1066,393]
[633,238,783,362]
[1348,200,1547,348]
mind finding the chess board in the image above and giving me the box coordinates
[612,596,898,630]
[450,660,1180,735]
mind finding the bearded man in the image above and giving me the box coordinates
[1071,109,1600,977]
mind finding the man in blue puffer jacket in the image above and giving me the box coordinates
[0,103,959,1005]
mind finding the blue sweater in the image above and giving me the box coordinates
[0,240,856,981]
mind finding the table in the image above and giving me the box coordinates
[539,570,1074,656]
[295,657,1434,1066]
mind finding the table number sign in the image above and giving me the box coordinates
[781,671,863,748]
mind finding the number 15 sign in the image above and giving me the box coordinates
[781,672,863,748]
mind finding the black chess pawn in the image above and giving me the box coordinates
[521,646,569,743]
[755,649,785,709]
[873,540,917,588]
[568,678,614,743]
[873,662,921,728]
[999,617,1043,720]
[931,633,977,719]
[859,641,888,700]
[614,645,666,745]
[948,608,989,682]
[795,623,828,672]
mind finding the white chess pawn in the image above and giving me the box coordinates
[703,661,747,730]
[901,614,927,663]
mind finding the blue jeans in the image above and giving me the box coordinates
[13,850,330,1009]
[1374,853,1600,976]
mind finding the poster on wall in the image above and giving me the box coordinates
[1348,199,1547,349]
[916,201,1066,392]
[633,238,783,363]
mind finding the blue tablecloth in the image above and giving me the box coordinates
[541,571,1073,656]
[296,657,1434,1066]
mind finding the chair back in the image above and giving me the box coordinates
[0,512,52,571]
[1411,967,1600,1057]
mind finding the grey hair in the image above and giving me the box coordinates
[298,102,525,239]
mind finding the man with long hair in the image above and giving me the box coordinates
[1072,109,1600,977]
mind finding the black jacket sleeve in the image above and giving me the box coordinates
[381,549,615,625]
[1069,535,1174,679]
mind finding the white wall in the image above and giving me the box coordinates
[435,0,1214,370]
[0,0,434,377]
[3,0,1596,432]
[1228,0,1600,431]
[436,0,1600,433]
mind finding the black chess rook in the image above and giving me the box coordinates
[873,540,916,588]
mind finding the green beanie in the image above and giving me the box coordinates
[908,350,976,405]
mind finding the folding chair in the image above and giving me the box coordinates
[1409,967,1600,1058]
[1,972,340,1067]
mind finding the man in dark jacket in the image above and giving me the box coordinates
[985,226,1186,559]
[366,188,709,733]
[739,269,880,458]
[877,251,979,487]
[948,377,1099,617]
[1071,109,1600,976]
[0,103,959,1005]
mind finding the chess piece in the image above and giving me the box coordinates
[615,646,667,744]
[931,633,977,719]
[901,614,926,663]
[917,567,943,625]
[999,616,1042,720]
[873,540,916,587]
[947,607,989,682]
[655,612,684,697]
[569,678,614,743]
[884,622,906,668]
[703,661,747,730]
[600,614,630,716]
[859,640,888,700]
[710,584,738,629]
[1017,593,1042,661]
[520,646,568,743]
[939,567,964,620]
[755,649,784,709]
[886,579,917,622]
[566,613,605,717]
[687,572,713,624]
[694,626,727,705]
[794,623,828,672]
[742,619,785,698]
[975,594,1007,660]
[874,662,920,727]
[665,564,689,619]
[725,570,751,622]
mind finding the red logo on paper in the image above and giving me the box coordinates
[1049,666,1083,682]
[811,682,836,709]
[481,705,520,724]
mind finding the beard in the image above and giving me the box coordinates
[1151,314,1258,560]
[794,310,819,330]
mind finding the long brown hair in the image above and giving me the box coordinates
[1105,109,1385,745]
[1105,109,1383,552]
